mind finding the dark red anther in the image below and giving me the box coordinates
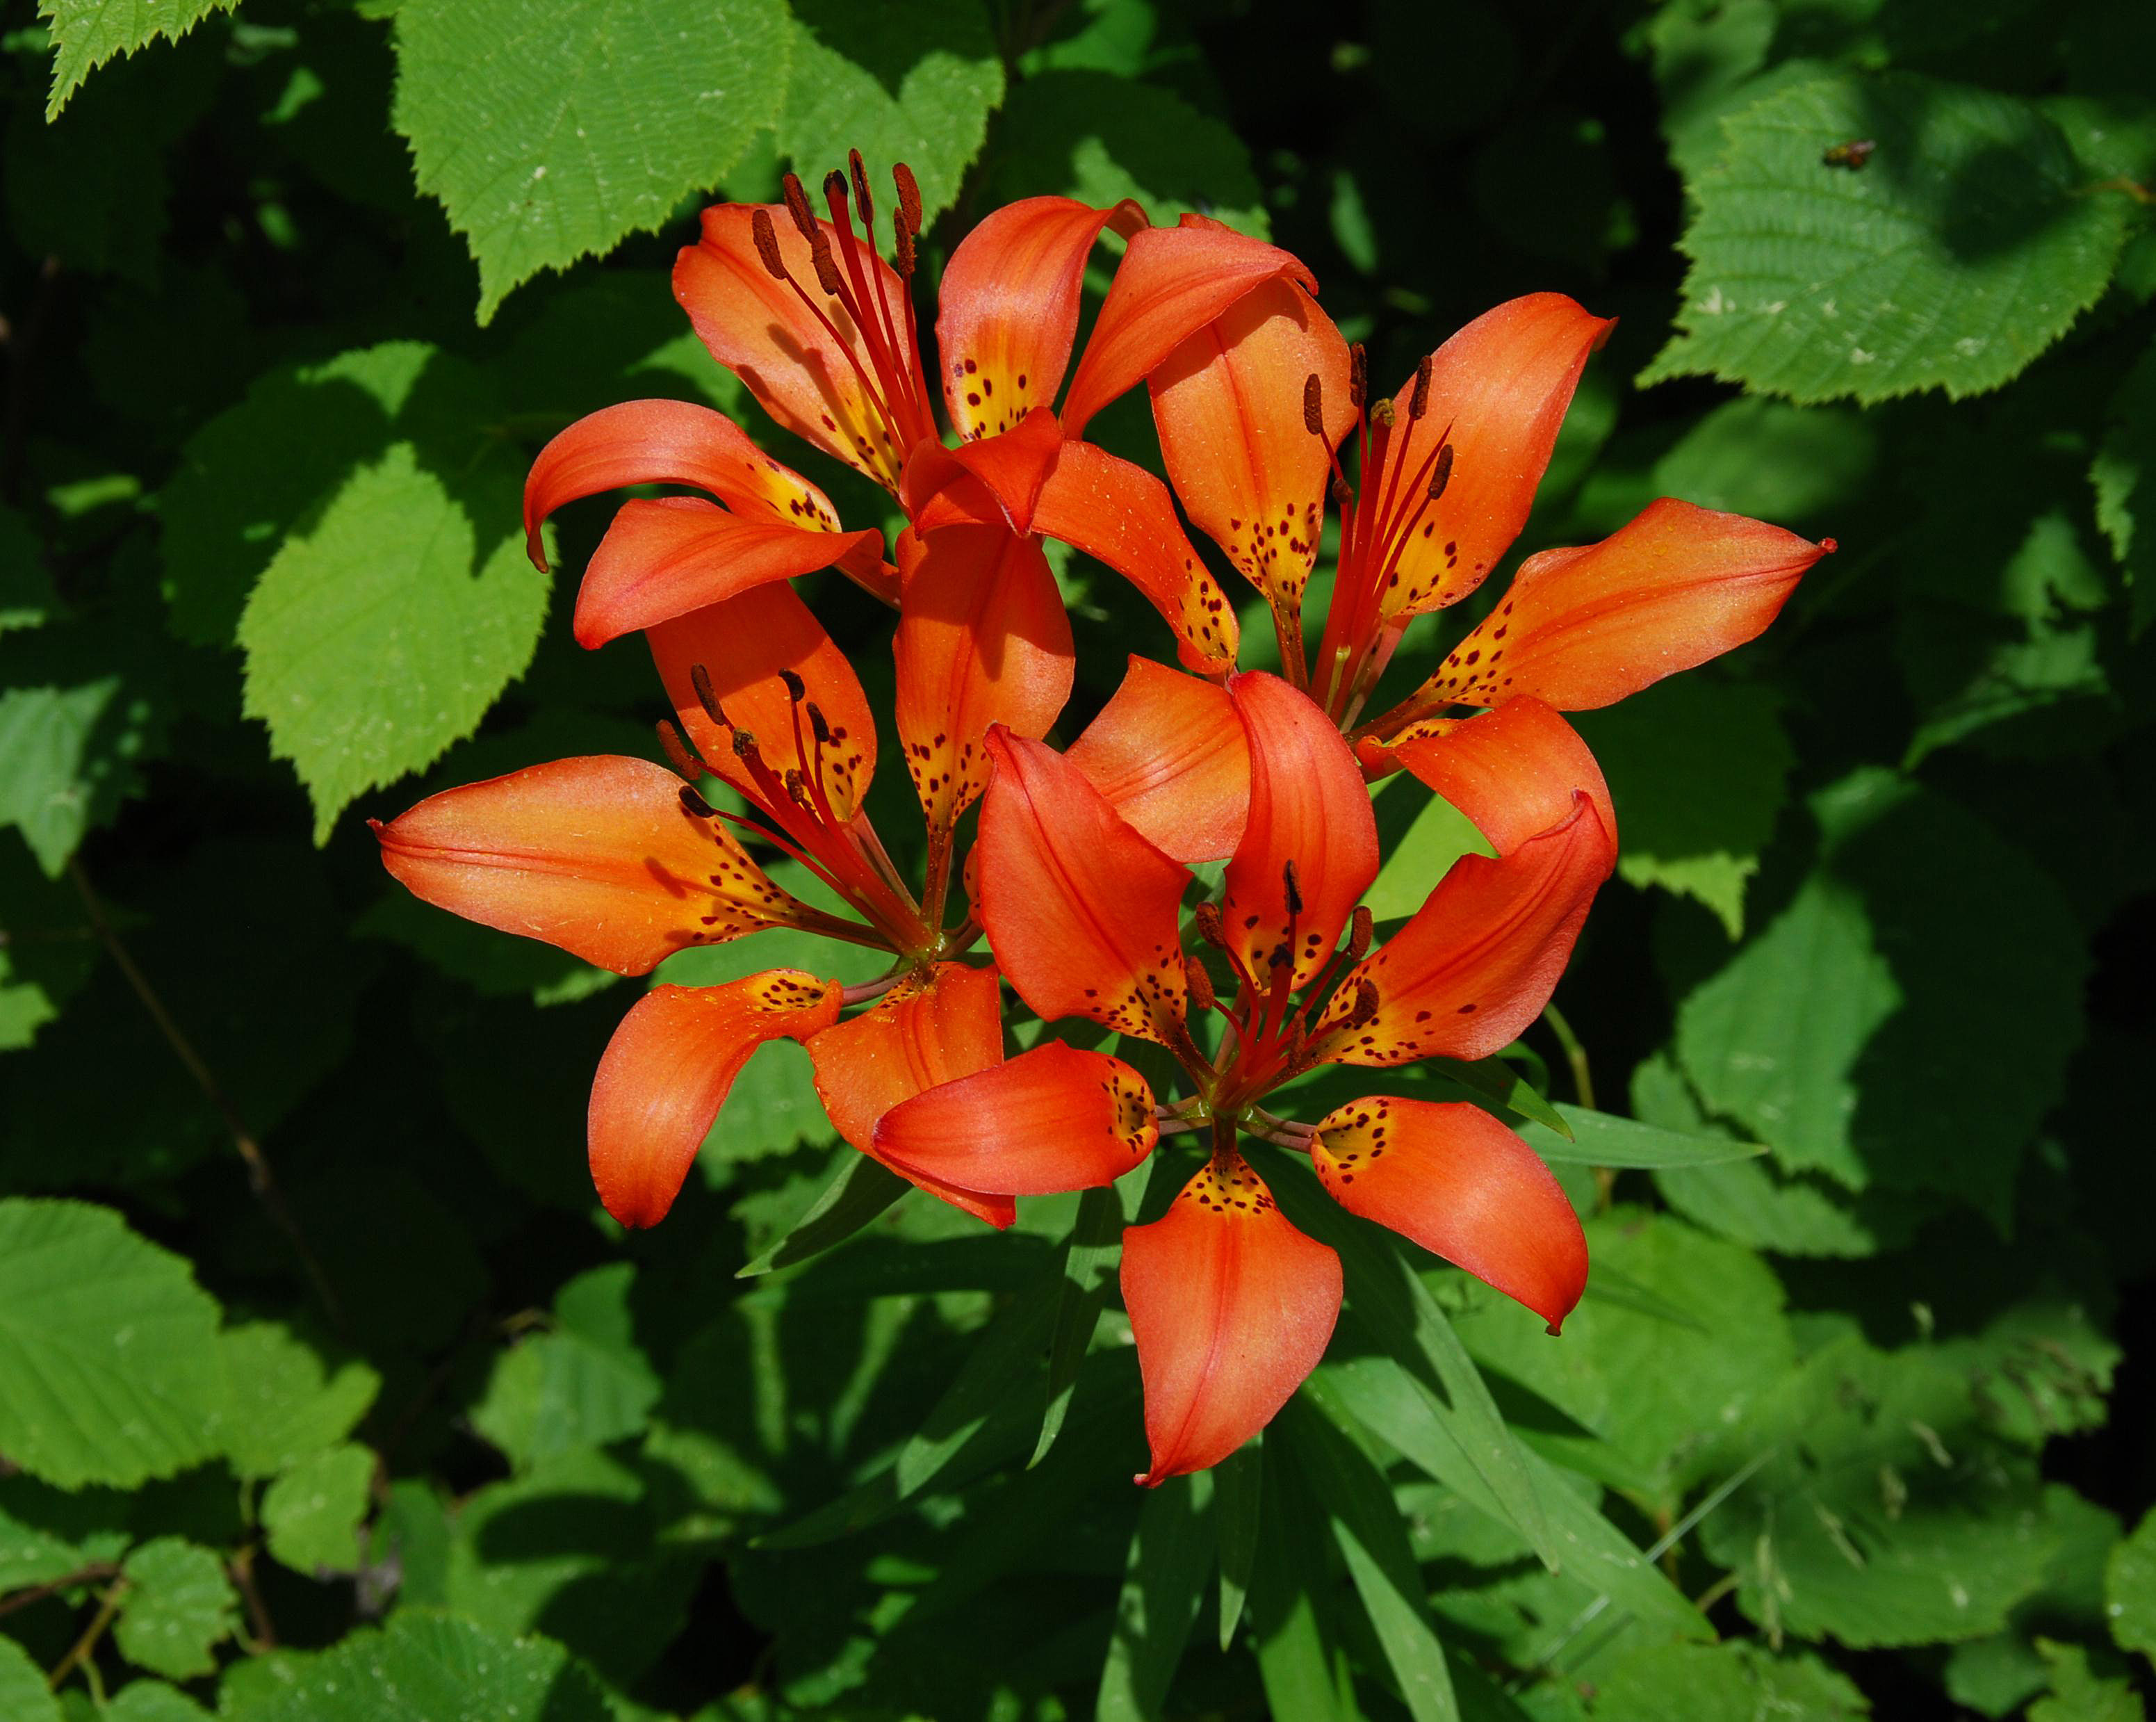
[1302,373,1324,437]
[1370,398,1396,430]
[689,664,728,728]
[1346,904,1373,963]
[731,729,761,760]
[893,163,922,232]
[778,668,807,701]
[1348,343,1367,411]
[1331,473,1354,509]
[784,767,815,809]
[848,149,873,222]
[1348,978,1380,1028]
[1428,442,1455,503]
[1183,954,1217,1014]
[781,172,818,241]
[1409,355,1432,422]
[751,208,787,280]
[1192,901,1227,949]
[806,701,832,745]
[1282,859,1305,918]
[893,210,917,279]
[678,783,715,819]
[656,719,704,784]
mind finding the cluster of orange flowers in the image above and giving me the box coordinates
[374,155,1831,1486]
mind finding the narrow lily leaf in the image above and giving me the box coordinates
[1285,1388,1461,1722]
[1321,1355,1712,1643]
[756,1271,1061,1550]
[1433,1055,1573,1141]
[736,1154,910,1278]
[1248,1452,1349,1722]
[1095,1470,1215,1722]
[1034,1161,1154,1466]
[1216,1438,1262,1652]
[1518,1105,1767,1169]
[1270,1160,1557,1570]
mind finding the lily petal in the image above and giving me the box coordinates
[806,963,1014,1228]
[873,1041,1158,1196]
[1150,277,1353,621]
[649,583,879,820]
[1121,1151,1341,1484]
[573,496,883,647]
[1391,697,1617,861]
[1032,440,1239,676]
[1220,672,1378,989]
[1062,216,1320,440]
[589,971,841,1228]
[1415,498,1834,711]
[522,398,847,571]
[373,756,806,975]
[1311,1098,1586,1333]
[1371,294,1614,621]
[674,204,922,492]
[975,728,1191,1044]
[936,195,1141,442]
[1065,656,1250,864]
[1321,796,1612,1066]
[895,523,1076,831]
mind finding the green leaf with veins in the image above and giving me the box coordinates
[391,0,795,321]
[1642,73,2130,404]
[35,0,234,118]
[114,1538,238,1680]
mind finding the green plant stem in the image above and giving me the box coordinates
[45,1577,126,1691]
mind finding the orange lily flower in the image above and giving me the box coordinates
[1141,277,1836,761]
[373,564,1069,1231]
[523,159,1321,681]
[867,669,1615,1484]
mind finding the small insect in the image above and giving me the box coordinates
[1822,138,1877,170]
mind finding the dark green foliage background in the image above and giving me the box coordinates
[2,0,2153,1717]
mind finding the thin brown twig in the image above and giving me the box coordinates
[228,1547,278,1652]
[44,1576,126,1691]
[65,859,347,1331]
[0,1563,120,1621]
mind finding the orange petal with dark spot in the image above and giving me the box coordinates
[373,755,805,976]
[1392,696,1617,862]
[1031,441,1239,676]
[806,963,1014,1228]
[1061,216,1321,440]
[1321,796,1612,1066]
[895,525,1075,832]
[1416,498,1834,712]
[1122,1152,1341,1484]
[1150,276,1353,613]
[573,496,883,647]
[1220,672,1378,989]
[1065,656,1250,864]
[974,729,1191,1044]
[873,1040,1158,1196]
[1312,1098,1586,1332]
[936,196,1140,442]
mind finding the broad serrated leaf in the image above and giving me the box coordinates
[0,1200,228,1488]
[36,0,234,118]
[2110,1507,2156,1663]
[2093,331,2156,637]
[0,1637,60,1722]
[218,1610,612,1722]
[392,0,794,321]
[238,443,548,842]
[1674,770,2086,1220]
[990,68,1269,236]
[104,1683,214,1722]
[470,1264,660,1468]
[1095,1470,1214,1722]
[212,1322,381,1481]
[262,1443,375,1577]
[0,1475,129,1591]
[1577,678,1795,937]
[2030,1641,2147,1722]
[1642,73,2130,403]
[113,1538,238,1680]
[0,670,165,877]
[1518,1099,1765,1171]
[776,0,1002,226]
[1581,1639,1870,1720]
